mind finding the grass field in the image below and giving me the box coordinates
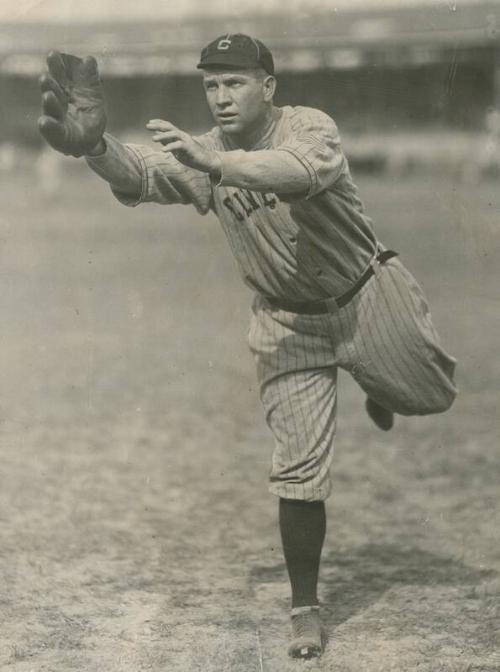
[0,165,499,672]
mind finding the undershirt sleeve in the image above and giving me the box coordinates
[216,148,311,196]
[86,133,213,215]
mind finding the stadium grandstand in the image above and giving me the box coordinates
[0,0,499,174]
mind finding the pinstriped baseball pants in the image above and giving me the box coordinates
[248,257,457,502]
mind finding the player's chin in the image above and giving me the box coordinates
[216,117,243,134]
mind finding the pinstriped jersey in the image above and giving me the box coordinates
[87,105,380,302]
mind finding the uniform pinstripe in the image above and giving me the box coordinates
[87,104,457,503]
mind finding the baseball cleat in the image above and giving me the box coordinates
[365,397,394,431]
[288,606,323,659]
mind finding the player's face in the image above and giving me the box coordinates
[202,69,274,138]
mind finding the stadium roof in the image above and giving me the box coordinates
[0,0,496,22]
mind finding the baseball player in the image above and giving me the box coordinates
[38,34,457,660]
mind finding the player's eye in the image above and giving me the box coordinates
[204,82,217,91]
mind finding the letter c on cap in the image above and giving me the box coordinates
[217,38,232,51]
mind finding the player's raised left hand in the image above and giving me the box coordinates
[38,51,107,157]
[147,119,221,176]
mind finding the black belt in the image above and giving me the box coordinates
[264,249,398,315]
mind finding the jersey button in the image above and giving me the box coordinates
[316,269,323,276]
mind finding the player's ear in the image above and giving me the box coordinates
[263,75,276,102]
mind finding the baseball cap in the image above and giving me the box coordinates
[197,33,275,75]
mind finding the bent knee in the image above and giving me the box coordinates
[399,383,458,416]
[431,384,458,414]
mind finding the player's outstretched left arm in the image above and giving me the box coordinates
[38,56,213,212]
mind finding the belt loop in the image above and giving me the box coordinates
[370,253,381,278]
[323,297,340,314]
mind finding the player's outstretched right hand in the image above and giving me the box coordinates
[38,51,107,158]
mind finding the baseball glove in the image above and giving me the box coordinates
[38,51,107,158]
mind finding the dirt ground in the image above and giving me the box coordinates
[0,166,499,672]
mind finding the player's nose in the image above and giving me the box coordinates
[215,85,231,106]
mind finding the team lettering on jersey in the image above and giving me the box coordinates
[223,189,278,222]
